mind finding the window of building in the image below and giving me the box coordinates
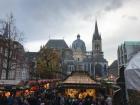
[0,47,2,53]
[78,58,80,61]
[13,52,16,59]
[4,48,8,56]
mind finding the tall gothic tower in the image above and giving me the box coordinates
[92,21,102,56]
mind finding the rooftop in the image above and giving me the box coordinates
[46,39,69,49]
[62,71,96,84]
[124,41,140,46]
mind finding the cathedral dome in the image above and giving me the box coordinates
[72,34,86,52]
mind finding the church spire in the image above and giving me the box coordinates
[92,20,102,54]
[95,20,99,35]
[93,20,101,40]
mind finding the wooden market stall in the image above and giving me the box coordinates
[58,71,101,99]
[0,80,25,90]
[27,79,60,92]
[0,80,27,97]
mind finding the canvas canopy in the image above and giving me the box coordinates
[0,80,23,86]
[125,52,140,91]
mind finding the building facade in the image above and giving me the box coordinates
[71,21,108,78]
[117,41,140,68]
[108,60,118,81]
[0,25,29,80]
[45,39,75,76]
[45,21,108,78]
[25,52,38,80]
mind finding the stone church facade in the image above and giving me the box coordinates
[46,21,108,78]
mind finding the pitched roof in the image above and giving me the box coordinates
[25,52,38,60]
[94,54,107,62]
[62,71,96,84]
[46,39,69,49]
[108,60,118,77]
[83,57,93,62]
[109,60,118,69]
[124,41,140,46]
[0,80,23,85]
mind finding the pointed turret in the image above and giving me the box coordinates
[93,21,101,40]
[77,34,80,40]
[3,23,9,38]
[95,21,99,34]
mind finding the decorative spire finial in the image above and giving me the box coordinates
[3,22,9,38]
[95,20,99,35]
[77,34,80,39]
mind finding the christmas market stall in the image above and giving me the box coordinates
[0,80,28,97]
[27,79,60,93]
[58,71,101,99]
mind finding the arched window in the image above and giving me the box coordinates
[95,64,102,76]
[78,58,80,61]
[95,44,99,50]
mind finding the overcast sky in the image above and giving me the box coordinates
[0,0,140,65]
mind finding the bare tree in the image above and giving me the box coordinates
[0,14,24,79]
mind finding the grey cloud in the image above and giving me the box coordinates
[0,0,128,42]
[128,16,139,20]
[127,16,139,20]
[104,0,123,11]
[0,0,139,64]
[122,15,139,21]
[18,0,124,21]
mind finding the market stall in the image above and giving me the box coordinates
[58,71,100,99]
[125,52,140,105]
[27,79,60,94]
[0,80,28,97]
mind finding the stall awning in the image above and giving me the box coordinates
[125,52,140,91]
[0,80,27,91]
[0,80,24,86]
[27,79,60,86]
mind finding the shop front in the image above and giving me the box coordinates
[0,80,27,97]
[65,87,96,99]
[58,71,100,99]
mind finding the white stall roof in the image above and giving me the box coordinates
[0,80,22,85]
[125,52,140,91]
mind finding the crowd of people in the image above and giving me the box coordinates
[0,89,112,105]
[60,95,112,105]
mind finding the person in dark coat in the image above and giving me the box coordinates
[112,66,128,105]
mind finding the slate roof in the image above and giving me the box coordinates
[94,55,107,62]
[124,41,140,46]
[62,49,74,60]
[83,57,93,62]
[46,39,69,49]
[108,60,118,77]
[62,71,96,84]
[25,52,38,60]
